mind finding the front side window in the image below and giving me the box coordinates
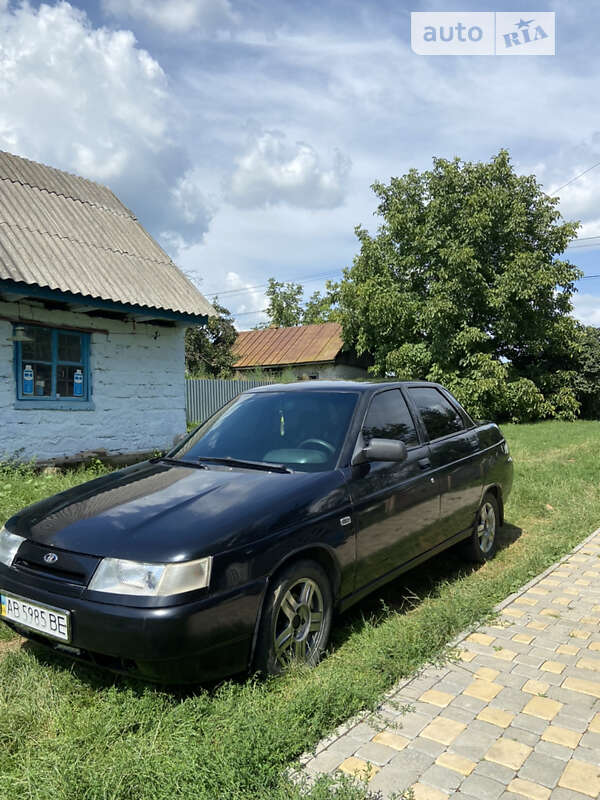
[362,389,419,445]
[16,325,90,402]
[409,387,464,440]
[174,390,359,472]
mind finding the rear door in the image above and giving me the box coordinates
[405,385,484,543]
[348,389,441,591]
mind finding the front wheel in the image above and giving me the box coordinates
[254,560,333,675]
[463,492,500,563]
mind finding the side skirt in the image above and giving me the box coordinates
[337,526,473,614]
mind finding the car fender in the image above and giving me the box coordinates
[247,542,342,672]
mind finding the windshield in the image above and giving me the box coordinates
[172,390,359,473]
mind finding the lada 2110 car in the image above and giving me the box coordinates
[0,381,513,682]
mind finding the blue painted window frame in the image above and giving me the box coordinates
[14,325,93,410]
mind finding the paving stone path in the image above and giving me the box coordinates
[301,528,600,800]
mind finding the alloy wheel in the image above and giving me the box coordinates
[477,501,496,554]
[273,577,325,665]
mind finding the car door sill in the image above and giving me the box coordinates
[338,526,473,613]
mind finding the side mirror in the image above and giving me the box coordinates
[352,438,408,466]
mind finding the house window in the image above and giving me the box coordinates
[15,325,91,405]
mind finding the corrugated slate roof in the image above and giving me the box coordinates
[0,150,214,319]
[233,323,344,368]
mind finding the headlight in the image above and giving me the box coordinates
[88,556,212,596]
[0,527,25,568]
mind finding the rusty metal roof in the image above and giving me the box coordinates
[233,322,344,368]
[0,150,214,320]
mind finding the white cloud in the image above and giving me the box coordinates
[572,292,600,326]
[228,130,351,210]
[554,171,600,229]
[0,1,212,249]
[159,169,216,253]
[196,270,268,330]
[177,201,357,328]
[170,169,213,224]
[102,0,238,34]
[0,3,166,175]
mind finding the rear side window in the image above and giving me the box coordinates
[363,389,418,445]
[409,387,465,440]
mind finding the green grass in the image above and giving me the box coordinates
[0,460,110,530]
[0,421,599,800]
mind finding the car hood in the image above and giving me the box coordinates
[6,460,350,562]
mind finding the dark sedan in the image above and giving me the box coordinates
[0,381,513,682]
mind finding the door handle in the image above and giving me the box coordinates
[418,457,431,470]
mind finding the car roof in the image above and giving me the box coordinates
[245,380,440,394]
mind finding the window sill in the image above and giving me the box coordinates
[14,400,95,411]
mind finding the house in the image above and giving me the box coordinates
[0,150,214,463]
[232,322,368,380]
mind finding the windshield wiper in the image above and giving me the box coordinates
[195,457,291,474]
[153,457,208,469]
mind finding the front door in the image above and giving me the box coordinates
[348,389,440,592]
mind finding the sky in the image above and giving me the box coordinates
[1,0,599,328]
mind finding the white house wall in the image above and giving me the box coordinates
[0,300,186,461]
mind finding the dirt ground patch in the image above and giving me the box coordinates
[0,637,23,658]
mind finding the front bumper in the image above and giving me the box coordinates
[0,564,267,683]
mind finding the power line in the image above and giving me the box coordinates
[229,275,600,321]
[208,282,278,297]
[233,308,268,317]
[550,160,600,194]
[206,224,600,309]
[203,269,341,299]
[206,233,600,301]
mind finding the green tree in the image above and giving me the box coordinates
[185,301,237,377]
[302,281,341,324]
[262,278,304,327]
[574,325,600,419]
[338,150,582,422]
[259,277,340,328]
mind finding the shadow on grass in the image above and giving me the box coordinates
[331,521,522,648]
[20,640,156,695]
[20,521,522,697]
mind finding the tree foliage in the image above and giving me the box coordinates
[260,278,340,328]
[262,278,304,327]
[302,281,340,324]
[574,325,600,419]
[185,301,237,377]
[338,150,582,422]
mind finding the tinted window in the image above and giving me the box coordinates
[409,387,465,440]
[363,390,418,445]
[175,391,358,473]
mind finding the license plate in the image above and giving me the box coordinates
[0,592,70,642]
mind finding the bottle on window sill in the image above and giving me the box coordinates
[74,369,84,397]
[23,365,34,395]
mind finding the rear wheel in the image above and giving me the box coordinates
[463,492,500,563]
[254,560,333,675]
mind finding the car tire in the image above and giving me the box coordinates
[463,492,500,563]
[254,559,333,676]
